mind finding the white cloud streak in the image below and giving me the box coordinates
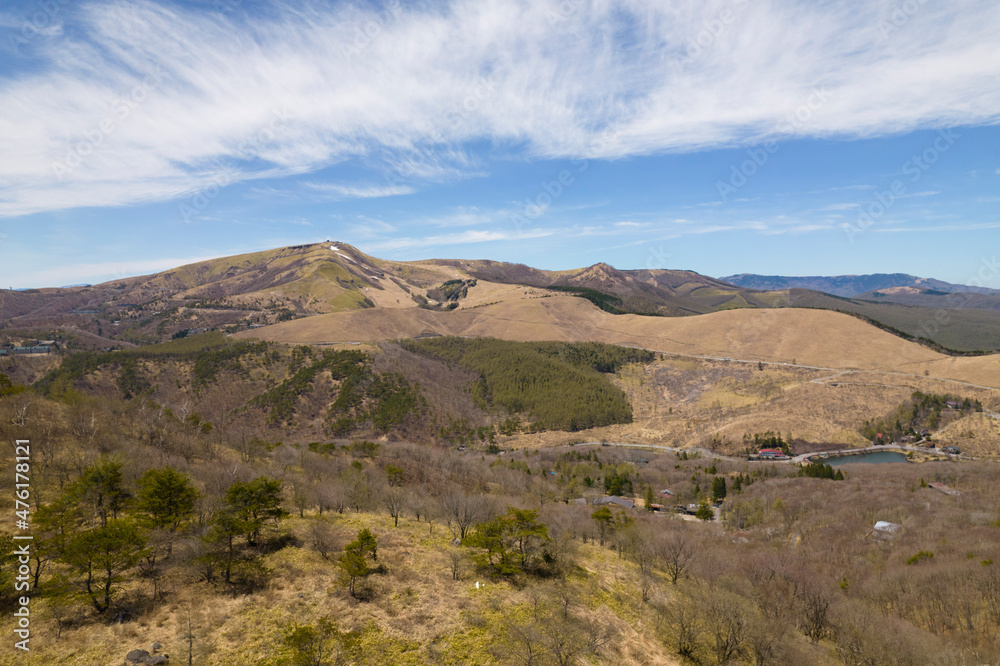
[8,254,219,289]
[305,182,416,199]
[1,0,998,218]
[365,228,557,252]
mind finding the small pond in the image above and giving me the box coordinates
[820,450,909,466]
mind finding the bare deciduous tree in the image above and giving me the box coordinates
[701,585,748,665]
[540,614,588,666]
[381,484,407,527]
[501,621,545,666]
[289,478,312,518]
[313,481,346,516]
[658,530,696,585]
[660,598,698,660]
[308,519,341,561]
[442,491,493,539]
[448,548,464,581]
[795,577,832,643]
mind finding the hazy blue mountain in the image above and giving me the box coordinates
[719,273,999,298]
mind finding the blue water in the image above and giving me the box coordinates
[823,450,909,466]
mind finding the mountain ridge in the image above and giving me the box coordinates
[2,243,1000,353]
[721,272,1000,297]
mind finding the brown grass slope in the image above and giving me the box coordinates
[236,296,1000,388]
[443,259,756,314]
[0,243,419,326]
[857,288,1000,312]
[98,243,392,310]
[4,244,998,353]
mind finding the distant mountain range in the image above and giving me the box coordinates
[2,244,999,353]
[720,273,1000,298]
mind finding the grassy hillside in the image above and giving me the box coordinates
[3,383,1000,664]
[858,288,1000,312]
[31,335,441,442]
[236,298,1000,389]
[402,338,654,431]
[0,243,436,344]
[5,244,1000,354]
[769,289,1000,353]
[27,333,665,444]
[454,260,754,316]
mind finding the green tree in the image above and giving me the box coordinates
[591,506,633,547]
[70,459,131,526]
[592,507,614,546]
[385,464,406,487]
[711,476,727,503]
[224,476,287,546]
[136,467,199,533]
[31,497,83,589]
[603,470,632,496]
[644,486,656,512]
[203,510,243,585]
[282,617,357,665]
[799,462,841,480]
[200,477,285,586]
[695,499,714,521]
[116,357,151,399]
[340,528,378,598]
[62,519,148,613]
[467,507,550,576]
[0,373,27,396]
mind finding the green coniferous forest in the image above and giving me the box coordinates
[402,338,654,431]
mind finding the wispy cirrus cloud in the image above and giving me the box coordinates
[365,228,557,252]
[305,182,416,199]
[1,0,998,220]
[8,254,219,288]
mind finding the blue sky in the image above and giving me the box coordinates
[1,0,998,288]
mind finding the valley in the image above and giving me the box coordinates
[2,243,999,666]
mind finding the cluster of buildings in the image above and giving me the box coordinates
[0,340,55,356]
[749,448,790,461]
[589,488,684,514]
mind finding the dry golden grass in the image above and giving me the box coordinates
[455,282,550,310]
[0,510,686,665]
[487,357,1000,454]
[934,412,1000,458]
[227,283,1000,454]
[228,295,1000,454]
[235,296,1000,389]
